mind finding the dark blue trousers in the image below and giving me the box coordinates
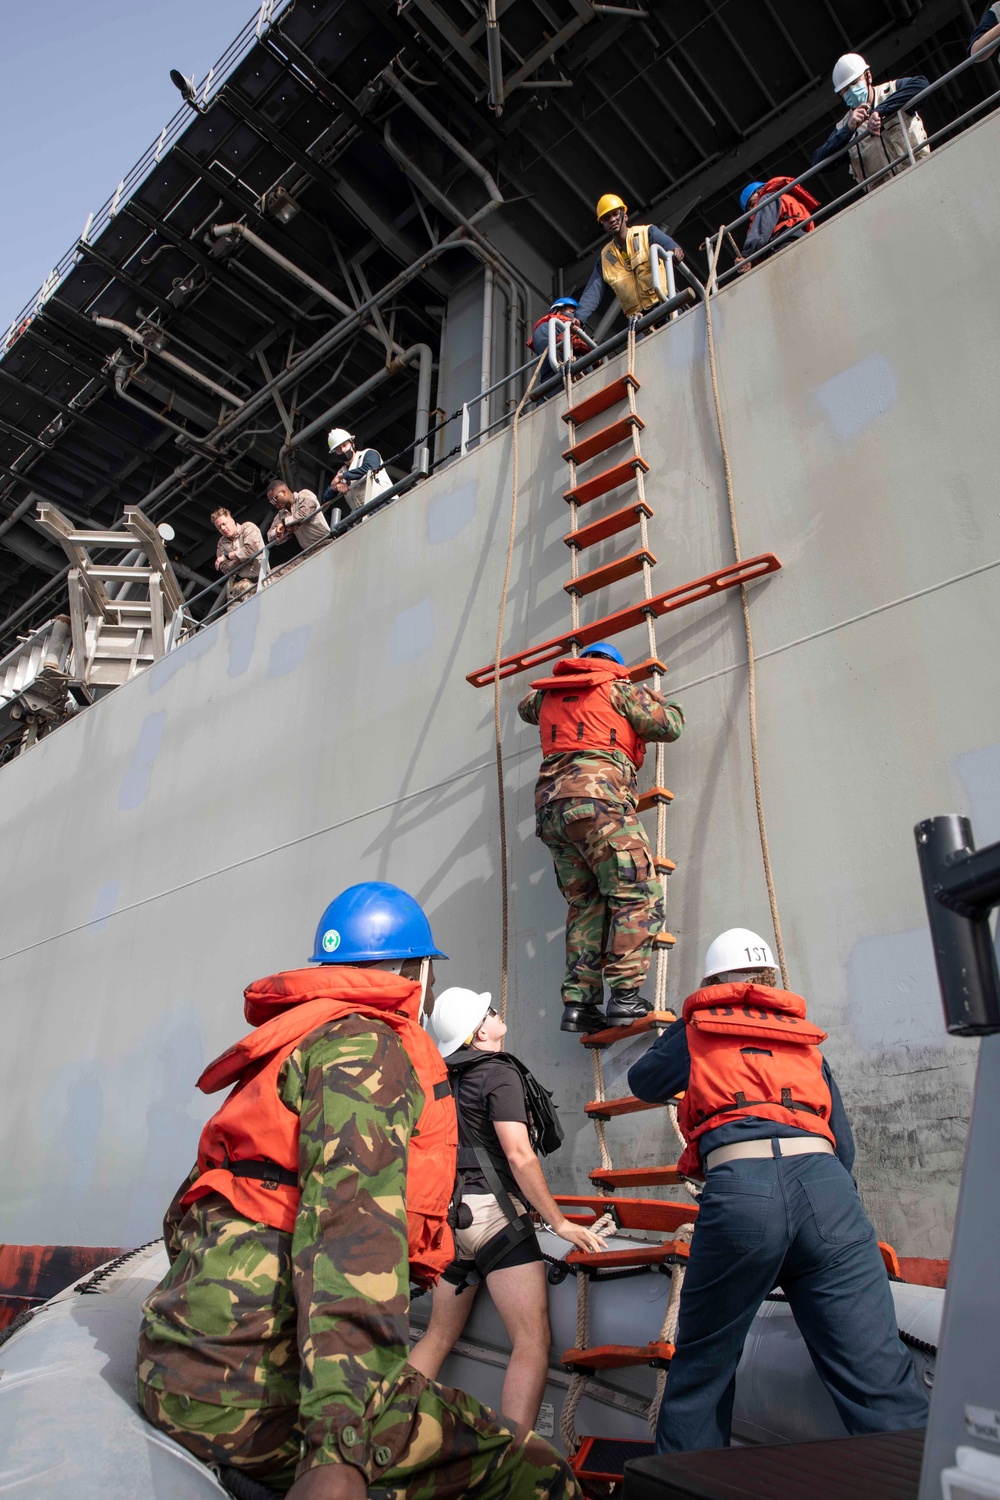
[656,1149,929,1452]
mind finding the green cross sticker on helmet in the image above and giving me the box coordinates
[309,882,448,964]
[322,929,341,953]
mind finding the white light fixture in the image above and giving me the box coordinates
[157,522,176,542]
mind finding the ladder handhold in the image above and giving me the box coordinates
[628,656,668,682]
[562,1342,674,1372]
[563,414,644,467]
[653,932,677,949]
[582,1010,676,1047]
[564,501,652,553]
[584,1094,667,1121]
[554,1194,698,1234]
[561,373,640,427]
[589,1165,683,1189]
[565,1241,690,1271]
[636,785,673,812]
[564,549,656,598]
[653,855,677,874]
[564,456,649,508]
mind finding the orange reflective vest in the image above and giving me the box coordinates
[676,982,836,1178]
[530,656,644,769]
[182,966,457,1286]
[759,176,819,237]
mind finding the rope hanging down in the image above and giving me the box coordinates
[703,230,789,989]
[493,352,550,1024]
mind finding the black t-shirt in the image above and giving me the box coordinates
[449,1046,529,1196]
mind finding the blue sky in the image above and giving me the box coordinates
[3,0,260,330]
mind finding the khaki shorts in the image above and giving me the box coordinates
[454,1193,530,1261]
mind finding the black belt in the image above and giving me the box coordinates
[223,1156,297,1191]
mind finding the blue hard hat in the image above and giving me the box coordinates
[310,882,448,964]
[740,181,766,213]
[580,641,625,666]
[551,296,578,310]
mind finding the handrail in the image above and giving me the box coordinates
[532,286,697,402]
[705,47,1000,281]
[546,316,599,371]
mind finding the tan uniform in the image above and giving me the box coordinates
[267,488,330,551]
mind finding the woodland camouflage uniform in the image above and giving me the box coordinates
[138,1013,577,1498]
[518,679,683,1007]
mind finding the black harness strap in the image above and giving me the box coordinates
[223,1155,297,1190]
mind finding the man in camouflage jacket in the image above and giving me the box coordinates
[137,883,578,1500]
[518,644,684,1033]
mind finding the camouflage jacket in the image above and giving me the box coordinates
[518,679,684,810]
[138,1013,423,1480]
[267,489,330,551]
[215,521,264,578]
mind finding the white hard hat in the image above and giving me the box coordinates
[424,987,492,1058]
[832,53,868,93]
[327,427,354,452]
[703,928,775,980]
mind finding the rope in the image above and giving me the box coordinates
[646,1223,694,1433]
[702,231,789,989]
[560,1264,593,1452]
[493,352,550,1024]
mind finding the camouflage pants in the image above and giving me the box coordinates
[139,1375,579,1498]
[537,798,664,1007]
[226,576,256,609]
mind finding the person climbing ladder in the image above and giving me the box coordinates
[517,641,684,1032]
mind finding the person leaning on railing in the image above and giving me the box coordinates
[572,192,684,331]
[969,4,1000,58]
[323,426,390,522]
[811,52,930,190]
[265,478,330,554]
[212,507,264,610]
[734,176,819,274]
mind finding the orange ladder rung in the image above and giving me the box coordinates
[589,1165,683,1189]
[654,855,677,874]
[584,1094,667,1121]
[554,1194,697,1233]
[653,932,677,949]
[627,656,669,682]
[564,501,652,553]
[581,1011,676,1047]
[564,548,656,598]
[564,455,649,508]
[562,373,640,427]
[563,414,644,466]
[565,1240,690,1271]
[562,1342,674,1372]
[636,785,673,812]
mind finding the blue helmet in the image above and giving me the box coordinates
[310,882,447,964]
[740,180,766,213]
[580,641,625,666]
[551,296,578,310]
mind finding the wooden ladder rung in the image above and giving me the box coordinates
[564,501,652,553]
[563,414,644,466]
[564,548,656,598]
[636,784,674,812]
[554,1194,697,1234]
[589,1165,683,1189]
[653,932,676,949]
[566,1241,690,1271]
[562,373,640,427]
[581,1011,676,1048]
[564,456,649,508]
[627,656,668,682]
[584,1095,666,1121]
[562,1342,674,1372]
[654,856,677,875]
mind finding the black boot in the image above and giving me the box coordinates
[560,1002,606,1034]
[605,988,653,1024]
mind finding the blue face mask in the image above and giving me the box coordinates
[842,81,869,109]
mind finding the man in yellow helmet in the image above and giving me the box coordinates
[573,193,685,330]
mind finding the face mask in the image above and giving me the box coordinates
[842,81,868,109]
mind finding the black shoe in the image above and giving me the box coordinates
[605,989,653,1024]
[560,1003,607,1034]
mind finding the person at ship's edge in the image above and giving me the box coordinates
[136,882,579,1500]
[572,193,684,329]
[410,987,606,1431]
[628,927,929,1454]
[517,641,684,1034]
[969,4,1000,58]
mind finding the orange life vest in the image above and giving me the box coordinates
[529,311,590,357]
[530,656,645,770]
[676,982,836,1178]
[181,966,457,1286]
[760,176,819,237]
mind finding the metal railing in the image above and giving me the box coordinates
[703,47,1000,284]
[1,0,294,353]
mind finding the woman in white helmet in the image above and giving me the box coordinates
[811,52,929,189]
[410,986,606,1431]
[323,426,391,522]
[628,928,928,1455]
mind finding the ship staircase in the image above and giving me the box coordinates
[467,325,783,1490]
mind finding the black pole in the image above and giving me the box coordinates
[914,814,1000,1036]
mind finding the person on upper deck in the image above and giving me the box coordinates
[323,427,390,522]
[628,926,929,1455]
[969,5,1000,58]
[266,479,330,554]
[811,53,929,190]
[517,642,684,1035]
[529,297,591,383]
[212,507,263,610]
[410,986,605,1432]
[572,194,684,331]
[734,177,819,273]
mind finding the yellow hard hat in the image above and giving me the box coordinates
[596,192,627,222]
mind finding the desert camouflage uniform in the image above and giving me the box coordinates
[138,1014,577,1498]
[216,521,264,608]
[518,680,684,1008]
[267,489,330,553]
